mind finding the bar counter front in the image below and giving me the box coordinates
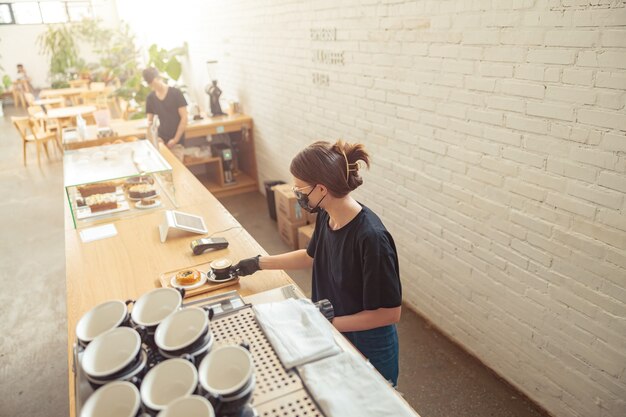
[65,142,420,417]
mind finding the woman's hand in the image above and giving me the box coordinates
[232,255,261,276]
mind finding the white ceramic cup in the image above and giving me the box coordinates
[198,345,254,397]
[82,327,141,378]
[154,307,210,352]
[141,358,198,411]
[131,288,182,327]
[76,300,129,344]
[80,381,141,417]
[157,395,215,417]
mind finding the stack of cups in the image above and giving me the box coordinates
[198,344,256,416]
[77,287,255,416]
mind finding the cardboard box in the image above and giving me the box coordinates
[298,224,315,250]
[277,213,306,250]
[273,184,305,223]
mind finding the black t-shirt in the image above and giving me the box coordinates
[306,205,402,317]
[146,87,187,143]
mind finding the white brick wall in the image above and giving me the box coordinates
[121,1,626,416]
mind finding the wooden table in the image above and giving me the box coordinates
[61,115,253,150]
[33,105,96,121]
[64,144,294,415]
[186,113,253,138]
[33,97,64,107]
[39,87,87,100]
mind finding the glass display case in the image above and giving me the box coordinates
[64,140,177,228]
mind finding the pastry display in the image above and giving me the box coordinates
[85,193,118,213]
[76,197,86,207]
[175,269,201,286]
[128,184,157,199]
[77,182,117,197]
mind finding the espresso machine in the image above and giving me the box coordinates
[213,143,236,185]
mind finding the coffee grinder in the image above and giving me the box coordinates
[213,143,236,185]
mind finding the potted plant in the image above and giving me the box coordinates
[0,75,11,116]
[38,24,80,88]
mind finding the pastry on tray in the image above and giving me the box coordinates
[140,197,157,206]
[175,269,201,286]
[124,176,154,189]
[85,193,118,213]
[77,181,117,197]
[128,183,157,199]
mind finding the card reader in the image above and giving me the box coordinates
[191,237,229,255]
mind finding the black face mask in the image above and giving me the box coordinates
[294,185,326,213]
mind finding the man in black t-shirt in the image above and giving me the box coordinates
[142,67,188,148]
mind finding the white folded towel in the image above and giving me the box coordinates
[253,299,341,369]
[299,351,418,417]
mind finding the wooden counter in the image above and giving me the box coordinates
[62,119,148,150]
[64,144,292,416]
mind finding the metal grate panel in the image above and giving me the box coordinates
[211,307,304,405]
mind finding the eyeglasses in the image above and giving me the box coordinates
[292,184,315,199]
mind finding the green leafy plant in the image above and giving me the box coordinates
[0,75,10,95]
[36,18,188,117]
[147,42,188,83]
[37,24,80,87]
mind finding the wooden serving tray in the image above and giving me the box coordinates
[159,261,239,298]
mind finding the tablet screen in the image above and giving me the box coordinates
[174,212,206,232]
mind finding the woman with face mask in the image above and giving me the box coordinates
[233,140,402,385]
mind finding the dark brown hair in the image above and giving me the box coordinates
[142,67,159,84]
[290,140,370,197]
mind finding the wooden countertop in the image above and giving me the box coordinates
[64,143,292,416]
[62,114,254,150]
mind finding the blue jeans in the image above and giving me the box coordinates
[342,324,399,386]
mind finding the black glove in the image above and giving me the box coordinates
[232,255,261,276]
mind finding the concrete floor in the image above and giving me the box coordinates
[0,104,549,417]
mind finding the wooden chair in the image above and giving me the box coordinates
[69,79,90,89]
[79,90,109,109]
[23,92,35,106]
[113,97,139,120]
[12,80,30,108]
[27,104,43,116]
[90,82,106,91]
[12,117,62,166]
[27,105,66,136]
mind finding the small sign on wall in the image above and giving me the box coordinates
[310,27,343,87]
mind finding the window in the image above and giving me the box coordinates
[40,1,68,23]
[12,2,42,24]
[0,4,13,24]
[1,1,92,25]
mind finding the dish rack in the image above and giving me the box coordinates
[73,291,325,417]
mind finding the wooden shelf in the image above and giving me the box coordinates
[183,156,222,167]
[199,171,258,198]
[183,114,258,198]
